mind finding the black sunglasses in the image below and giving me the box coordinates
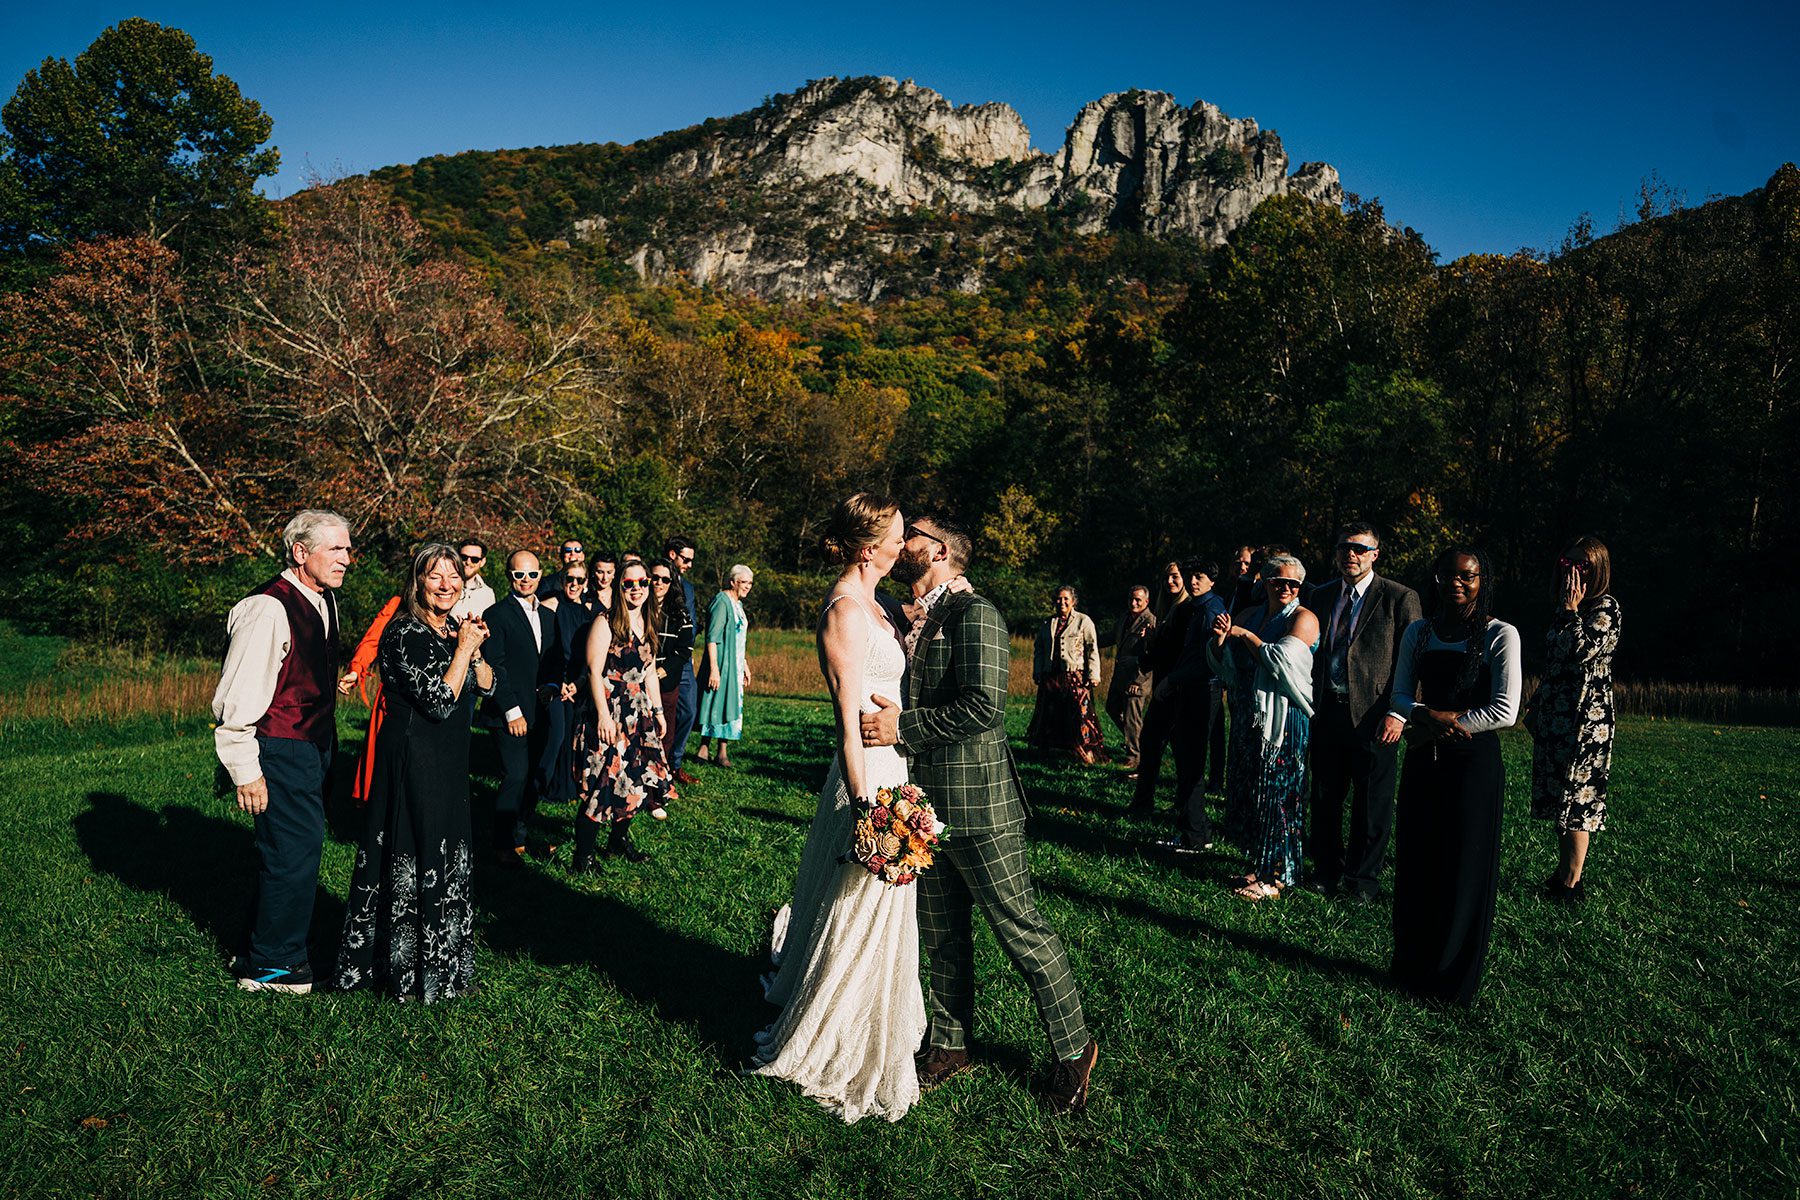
[1437,571,1481,584]
[1338,541,1377,556]
[905,525,945,546]
[459,553,483,563]
[510,570,540,580]
[649,574,672,584]
[620,579,650,589]
[1557,556,1591,573]
[1266,577,1302,592]
[565,574,588,584]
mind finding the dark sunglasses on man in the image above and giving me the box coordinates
[1338,541,1377,556]
[460,553,484,564]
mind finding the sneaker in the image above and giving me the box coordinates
[1155,837,1211,854]
[648,804,669,821]
[1041,1039,1099,1115]
[915,1046,972,1090]
[233,958,313,995]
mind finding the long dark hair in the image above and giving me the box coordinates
[1428,545,1496,704]
[608,560,660,657]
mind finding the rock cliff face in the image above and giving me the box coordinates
[574,77,1342,300]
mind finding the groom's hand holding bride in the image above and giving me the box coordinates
[860,695,900,747]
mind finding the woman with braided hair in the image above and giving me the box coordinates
[1388,547,1521,1006]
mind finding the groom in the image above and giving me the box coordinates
[862,514,1098,1115]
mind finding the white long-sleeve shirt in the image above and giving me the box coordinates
[1388,618,1522,733]
[211,569,335,785]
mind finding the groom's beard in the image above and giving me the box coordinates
[889,547,931,587]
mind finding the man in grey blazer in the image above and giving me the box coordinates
[1308,522,1423,902]
[862,514,1097,1115]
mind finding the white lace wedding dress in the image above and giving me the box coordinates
[749,596,924,1123]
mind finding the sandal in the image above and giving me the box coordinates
[1234,880,1282,902]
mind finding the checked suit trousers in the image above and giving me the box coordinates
[917,823,1089,1060]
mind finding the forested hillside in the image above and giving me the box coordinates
[3,21,1796,685]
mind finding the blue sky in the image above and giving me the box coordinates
[4,2,1796,260]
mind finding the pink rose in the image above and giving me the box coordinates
[870,805,891,827]
[907,810,933,838]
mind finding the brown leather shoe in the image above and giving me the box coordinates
[914,1046,971,1090]
[1040,1039,1098,1115]
[674,769,699,786]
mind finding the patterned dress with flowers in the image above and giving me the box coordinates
[579,626,671,822]
[750,594,925,1124]
[1528,595,1622,834]
[335,614,488,1002]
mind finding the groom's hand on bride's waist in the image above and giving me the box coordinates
[861,695,900,747]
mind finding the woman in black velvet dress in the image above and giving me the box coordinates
[335,543,494,1003]
[1388,547,1522,1006]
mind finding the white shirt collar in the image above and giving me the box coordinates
[515,591,538,610]
[280,568,330,618]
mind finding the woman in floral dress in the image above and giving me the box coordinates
[1207,555,1319,901]
[336,544,493,1002]
[572,559,670,871]
[1528,537,1621,903]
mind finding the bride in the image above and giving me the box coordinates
[749,492,925,1123]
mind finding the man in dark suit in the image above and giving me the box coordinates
[662,537,701,785]
[1308,521,1423,901]
[481,550,552,866]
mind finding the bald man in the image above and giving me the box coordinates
[479,550,552,865]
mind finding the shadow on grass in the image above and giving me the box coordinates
[474,861,766,1059]
[76,792,765,1057]
[1038,876,1391,989]
[74,791,347,968]
[738,805,810,828]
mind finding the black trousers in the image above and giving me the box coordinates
[1130,685,1175,810]
[1310,694,1401,895]
[1207,680,1226,790]
[489,715,547,850]
[248,734,332,968]
[1172,683,1216,845]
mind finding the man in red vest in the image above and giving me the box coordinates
[213,510,355,994]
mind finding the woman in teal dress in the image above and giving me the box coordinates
[1208,554,1319,901]
[694,564,754,767]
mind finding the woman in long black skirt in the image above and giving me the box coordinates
[335,543,494,1002]
[1389,547,1521,1006]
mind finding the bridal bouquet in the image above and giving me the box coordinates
[845,784,946,886]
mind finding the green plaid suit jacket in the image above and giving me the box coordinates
[898,592,1029,832]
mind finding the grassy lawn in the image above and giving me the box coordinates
[1,632,1796,1197]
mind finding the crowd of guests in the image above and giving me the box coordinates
[212,511,757,1000]
[214,507,1620,1012]
[1027,524,1621,1006]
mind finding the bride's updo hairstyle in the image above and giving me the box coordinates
[820,492,900,566]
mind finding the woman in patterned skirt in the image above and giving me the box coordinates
[336,543,494,1002]
[1527,536,1621,903]
[1208,554,1319,901]
[572,559,671,872]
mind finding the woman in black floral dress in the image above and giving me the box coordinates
[572,559,670,872]
[336,543,494,1002]
[1527,537,1621,903]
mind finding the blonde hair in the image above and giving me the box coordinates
[819,492,900,565]
[404,542,462,625]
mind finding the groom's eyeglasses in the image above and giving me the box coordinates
[905,525,945,546]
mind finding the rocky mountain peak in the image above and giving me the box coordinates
[576,76,1344,299]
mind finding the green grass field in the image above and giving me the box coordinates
[1,631,1796,1198]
